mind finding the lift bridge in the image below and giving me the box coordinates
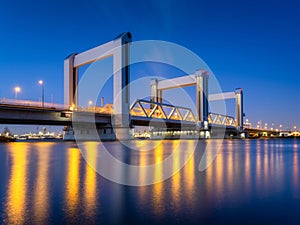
[0,32,244,140]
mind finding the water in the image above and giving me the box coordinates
[0,139,300,224]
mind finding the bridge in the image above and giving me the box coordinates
[0,32,247,140]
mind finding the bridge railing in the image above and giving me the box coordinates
[0,98,66,109]
[130,99,196,122]
[208,113,236,127]
[75,104,114,114]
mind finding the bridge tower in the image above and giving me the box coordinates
[235,88,244,130]
[195,70,209,128]
[64,32,132,140]
[150,70,209,129]
[150,79,162,103]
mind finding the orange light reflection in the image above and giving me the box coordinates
[5,143,29,225]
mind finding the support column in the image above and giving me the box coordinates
[64,53,78,108]
[196,70,209,127]
[235,88,244,130]
[113,32,132,140]
[151,79,162,103]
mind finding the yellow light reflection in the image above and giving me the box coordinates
[137,149,148,206]
[152,141,164,216]
[33,143,52,223]
[5,143,29,225]
[205,141,214,197]
[226,141,233,192]
[65,147,81,214]
[215,142,224,198]
[183,141,195,202]
[171,140,181,209]
[84,142,98,217]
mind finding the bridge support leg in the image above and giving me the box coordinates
[235,88,244,130]
[63,125,116,141]
[113,33,132,141]
[196,70,209,128]
[64,53,78,108]
[151,79,162,103]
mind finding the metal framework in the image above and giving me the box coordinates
[64,32,132,140]
[208,88,244,129]
[130,99,196,122]
[208,113,236,127]
[151,72,244,129]
[130,99,237,128]
[151,69,209,124]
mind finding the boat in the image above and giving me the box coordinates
[15,132,63,142]
[0,127,16,142]
[0,134,15,142]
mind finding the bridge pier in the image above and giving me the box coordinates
[63,125,116,141]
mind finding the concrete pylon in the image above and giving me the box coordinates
[64,53,78,109]
[195,70,209,128]
[235,88,244,130]
[151,79,162,103]
[112,32,132,141]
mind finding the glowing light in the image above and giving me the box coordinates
[38,80,43,85]
[69,105,75,111]
[14,86,21,100]
[14,86,21,93]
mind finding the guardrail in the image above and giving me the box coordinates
[0,98,65,109]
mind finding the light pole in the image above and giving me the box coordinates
[38,80,44,108]
[14,86,21,100]
[88,100,93,111]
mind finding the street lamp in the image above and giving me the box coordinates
[38,80,44,108]
[14,86,21,100]
[88,100,93,111]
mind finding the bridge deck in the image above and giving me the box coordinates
[0,100,238,130]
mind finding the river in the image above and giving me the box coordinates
[0,138,299,224]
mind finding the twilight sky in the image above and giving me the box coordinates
[0,0,299,131]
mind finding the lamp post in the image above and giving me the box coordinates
[88,100,93,111]
[14,86,21,100]
[38,80,44,108]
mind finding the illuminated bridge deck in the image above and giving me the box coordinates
[0,99,237,130]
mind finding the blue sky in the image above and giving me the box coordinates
[0,0,299,131]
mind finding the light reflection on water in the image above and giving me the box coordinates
[0,139,300,224]
[5,143,29,225]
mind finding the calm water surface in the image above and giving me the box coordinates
[0,139,300,224]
